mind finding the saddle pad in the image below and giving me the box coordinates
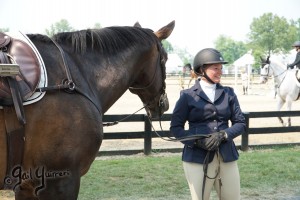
[2,32,48,107]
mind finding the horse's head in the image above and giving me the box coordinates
[183,63,192,71]
[129,21,175,119]
[260,56,272,83]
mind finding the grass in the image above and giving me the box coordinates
[77,145,300,200]
[1,145,299,199]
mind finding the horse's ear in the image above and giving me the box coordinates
[154,20,175,41]
[134,22,142,28]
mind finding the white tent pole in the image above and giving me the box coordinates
[247,64,251,94]
[234,64,237,91]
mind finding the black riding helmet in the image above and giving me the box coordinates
[193,48,228,73]
[292,41,300,47]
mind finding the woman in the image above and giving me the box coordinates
[170,48,246,200]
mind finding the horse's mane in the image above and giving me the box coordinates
[270,57,286,69]
[52,27,157,55]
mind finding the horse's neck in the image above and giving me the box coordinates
[271,62,286,83]
[99,69,135,113]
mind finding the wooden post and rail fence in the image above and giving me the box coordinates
[102,111,300,156]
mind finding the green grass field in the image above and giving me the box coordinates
[78,145,300,200]
[1,145,299,199]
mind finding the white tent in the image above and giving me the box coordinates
[233,50,254,91]
[233,51,254,67]
[165,53,183,74]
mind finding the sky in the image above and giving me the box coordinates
[1,0,299,55]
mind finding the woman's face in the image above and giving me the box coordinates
[202,63,223,83]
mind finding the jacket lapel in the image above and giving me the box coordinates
[214,84,224,102]
[193,80,212,103]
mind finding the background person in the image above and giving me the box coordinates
[241,69,248,95]
[170,48,246,200]
[287,41,300,70]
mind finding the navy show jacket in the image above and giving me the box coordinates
[170,80,246,164]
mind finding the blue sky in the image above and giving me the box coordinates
[1,0,299,55]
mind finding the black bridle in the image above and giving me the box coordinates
[261,56,288,90]
[128,43,169,117]
[104,42,168,126]
[104,43,209,142]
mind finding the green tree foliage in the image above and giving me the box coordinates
[248,13,297,55]
[162,40,174,53]
[0,28,9,32]
[93,23,102,29]
[175,47,193,65]
[290,18,300,40]
[162,40,192,65]
[45,19,75,37]
[214,35,247,64]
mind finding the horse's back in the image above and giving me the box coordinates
[278,70,300,100]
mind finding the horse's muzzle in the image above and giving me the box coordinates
[260,76,267,84]
[146,93,169,119]
[159,93,169,114]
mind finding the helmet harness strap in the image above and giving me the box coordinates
[203,69,216,84]
[197,65,216,84]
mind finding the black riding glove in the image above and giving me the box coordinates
[194,131,227,151]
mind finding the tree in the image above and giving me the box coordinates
[174,47,193,65]
[93,23,102,29]
[45,19,75,37]
[0,28,9,32]
[162,40,193,65]
[290,18,300,40]
[214,35,248,64]
[248,13,297,55]
[162,40,174,53]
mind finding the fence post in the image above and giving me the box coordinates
[144,115,152,155]
[241,112,250,151]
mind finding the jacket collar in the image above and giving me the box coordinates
[193,80,224,103]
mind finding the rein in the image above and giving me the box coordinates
[146,114,209,142]
[275,70,288,89]
[102,106,146,126]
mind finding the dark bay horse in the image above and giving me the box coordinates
[0,21,175,199]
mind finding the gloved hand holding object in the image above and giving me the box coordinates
[195,131,227,151]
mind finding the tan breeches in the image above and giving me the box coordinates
[183,154,240,200]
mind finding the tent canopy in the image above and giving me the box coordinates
[165,53,183,73]
[233,51,254,67]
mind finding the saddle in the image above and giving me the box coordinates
[0,32,41,107]
[0,32,41,190]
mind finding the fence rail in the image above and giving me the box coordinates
[102,111,300,155]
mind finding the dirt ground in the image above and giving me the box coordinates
[100,76,300,152]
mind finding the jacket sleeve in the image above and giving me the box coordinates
[288,52,300,67]
[170,92,194,146]
[224,88,246,140]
